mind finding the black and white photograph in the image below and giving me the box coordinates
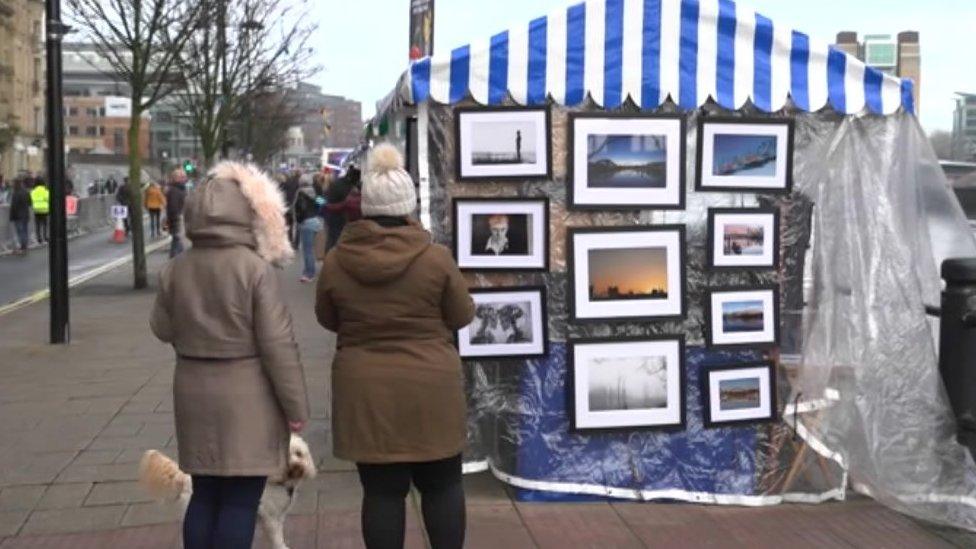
[696,118,794,193]
[703,363,777,427]
[569,226,685,321]
[705,287,780,348]
[453,198,548,270]
[707,208,780,270]
[456,107,551,180]
[569,114,685,209]
[457,287,547,359]
[570,337,685,431]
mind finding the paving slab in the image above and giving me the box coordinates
[120,501,184,528]
[34,484,93,511]
[19,505,127,536]
[84,481,153,506]
[0,523,180,549]
[0,512,28,538]
[514,502,644,549]
[0,488,45,513]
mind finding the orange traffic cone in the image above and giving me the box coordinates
[112,218,126,243]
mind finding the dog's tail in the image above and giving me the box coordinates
[139,450,190,502]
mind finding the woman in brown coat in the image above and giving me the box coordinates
[316,144,475,549]
[151,161,309,549]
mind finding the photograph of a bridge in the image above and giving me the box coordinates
[703,363,777,427]
[570,114,685,209]
[696,118,794,193]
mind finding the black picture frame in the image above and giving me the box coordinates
[452,197,550,272]
[567,225,687,323]
[703,285,781,349]
[695,116,795,194]
[568,335,687,433]
[567,112,687,210]
[706,207,780,271]
[454,106,553,182]
[701,361,778,428]
[457,285,549,360]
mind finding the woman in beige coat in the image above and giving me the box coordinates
[151,161,309,549]
[316,144,475,549]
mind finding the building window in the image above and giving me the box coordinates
[86,108,99,117]
[85,126,97,136]
[98,107,106,117]
[68,107,78,116]
[68,126,79,136]
[99,127,105,136]
[114,129,125,153]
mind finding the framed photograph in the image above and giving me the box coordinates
[705,286,780,349]
[569,336,686,431]
[457,286,548,359]
[568,226,686,322]
[455,107,551,181]
[707,208,780,270]
[453,198,549,271]
[568,113,686,209]
[695,117,794,193]
[702,362,777,428]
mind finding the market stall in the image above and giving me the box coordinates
[370,0,976,529]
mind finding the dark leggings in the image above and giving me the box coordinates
[183,475,265,549]
[356,454,465,549]
[149,208,162,236]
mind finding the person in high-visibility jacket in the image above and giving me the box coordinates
[30,179,50,244]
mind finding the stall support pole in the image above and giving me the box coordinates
[417,102,432,230]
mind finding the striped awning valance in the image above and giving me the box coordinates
[405,0,914,115]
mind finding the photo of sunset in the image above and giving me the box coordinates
[588,247,669,301]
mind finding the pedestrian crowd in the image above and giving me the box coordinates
[150,144,473,549]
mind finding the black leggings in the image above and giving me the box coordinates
[183,475,265,549]
[356,454,465,549]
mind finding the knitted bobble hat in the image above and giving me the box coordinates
[360,144,417,217]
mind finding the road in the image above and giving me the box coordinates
[0,223,164,306]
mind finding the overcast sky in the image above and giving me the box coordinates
[309,0,975,132]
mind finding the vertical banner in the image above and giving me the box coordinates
[409,0,435,60]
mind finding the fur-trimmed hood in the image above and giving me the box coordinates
[184,161,294,266]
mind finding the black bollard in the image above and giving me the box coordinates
[939,258,976,459]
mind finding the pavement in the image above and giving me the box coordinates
[0,248,975,548]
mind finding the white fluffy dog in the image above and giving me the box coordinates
[139,434,316,549]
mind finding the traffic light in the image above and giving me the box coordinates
[183,159,195,175]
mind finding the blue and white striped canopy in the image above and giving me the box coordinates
[405,0,914,115]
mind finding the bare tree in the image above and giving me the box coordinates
[174,0,318,168]
[231,88,301,167]
[66,0,208,289]
[929,130,955,160]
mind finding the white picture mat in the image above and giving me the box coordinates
[459,111,549,178]
[572,117,683,205]
[573,230,682,319]
[458,290,545,357]
[708,366,773,423]
[456,201,546,269]
[710,289,776,345]
[712,212,776,267]
[574,340,682,429]
[700,122,790,189]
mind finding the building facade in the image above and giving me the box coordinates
[834,31,920,114]
[0,0,45,180]
[954,93,976,161]
[63,95,151,158]
[272,83,363,169]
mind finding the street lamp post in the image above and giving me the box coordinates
[45,0,69,344]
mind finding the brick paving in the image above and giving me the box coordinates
[0,249,975,548]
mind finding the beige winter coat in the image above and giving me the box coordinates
[315,219,475,463]
[150,162,309,476]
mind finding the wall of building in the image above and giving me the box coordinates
[0,0,45,180]
[834,30,921,115]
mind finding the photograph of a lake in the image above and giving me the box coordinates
[586,134,667,188]
[718,377,762,410]
[712,134,777,176]
[721,300,765,333]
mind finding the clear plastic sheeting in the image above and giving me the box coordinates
[405,100,976,527]
[795,113,976,529]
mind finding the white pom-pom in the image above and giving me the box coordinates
[367,143,404,174]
